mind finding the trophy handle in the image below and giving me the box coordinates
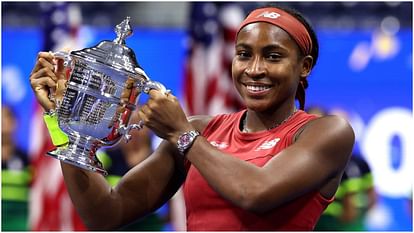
[134,66,169,96]
[118,122,143,142]
[48,51,72,108]
[140,80,171,96]
[138,79,171,133]
[52,51,72,67]
[119,80,171,142]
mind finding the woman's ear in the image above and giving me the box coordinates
[300,55,313,78]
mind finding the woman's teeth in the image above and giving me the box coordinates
[246,85,271,92]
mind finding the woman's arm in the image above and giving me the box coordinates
[140,90,354,214]
[61,140,186,230]
[186,115,354,213]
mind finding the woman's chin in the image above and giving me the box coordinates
[245,102,269,112]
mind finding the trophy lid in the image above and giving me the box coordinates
[71,17,143,76]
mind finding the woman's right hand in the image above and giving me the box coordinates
[29,51,67,112]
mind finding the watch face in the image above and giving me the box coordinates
[177,131,200,154]
[183,134,190,144]
[181,134,191,145]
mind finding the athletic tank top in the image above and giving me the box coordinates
[183,110,333,231]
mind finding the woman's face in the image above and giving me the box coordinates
[232,22,308,112]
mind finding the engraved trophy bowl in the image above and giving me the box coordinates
[48,17,167,176]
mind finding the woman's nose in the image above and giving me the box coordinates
[244,57,265,78]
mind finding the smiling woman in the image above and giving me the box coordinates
[29,4,355,231]
[232,6,317,131]
[238,6,319,110]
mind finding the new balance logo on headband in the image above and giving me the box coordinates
[256,11,281,19]
[238,7,312,55]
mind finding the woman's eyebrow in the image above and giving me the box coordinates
[235,43,289,53]
[262,44,288,52]
[235,43,251,49]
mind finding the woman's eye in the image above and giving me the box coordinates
[267,53,281,60]
[237,51,250,59]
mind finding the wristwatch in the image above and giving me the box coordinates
[177,130,200,155]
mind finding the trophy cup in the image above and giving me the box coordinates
[48,17,167,176]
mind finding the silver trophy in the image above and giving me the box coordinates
[48,17,167,176]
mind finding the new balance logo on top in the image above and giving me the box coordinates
[255,138,281,151]
[256,11,281,19]
[210,141,229,150]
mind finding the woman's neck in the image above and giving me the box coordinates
[243,104,297,133]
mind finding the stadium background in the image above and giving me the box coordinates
[2,2,412,231]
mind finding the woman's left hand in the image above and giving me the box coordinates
[138,89,194,144]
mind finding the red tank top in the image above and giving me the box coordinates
[183,110,333,231]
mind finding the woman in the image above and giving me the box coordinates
[29,5,354,231]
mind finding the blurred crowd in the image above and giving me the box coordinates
[2,105,32,230]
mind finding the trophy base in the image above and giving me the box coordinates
[48,146,108,176]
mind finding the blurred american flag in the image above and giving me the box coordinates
[183,2,248,116]
[29,2,86,231]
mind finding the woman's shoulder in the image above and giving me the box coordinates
[299,114,355,145]
[314,114,353,131]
